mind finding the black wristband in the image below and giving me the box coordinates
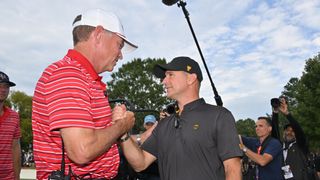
[119,133,130,143]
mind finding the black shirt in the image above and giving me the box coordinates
[142,98,242,180]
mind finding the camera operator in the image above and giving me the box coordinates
[272,97,318,180]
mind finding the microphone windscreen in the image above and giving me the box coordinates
[162,0,179,6]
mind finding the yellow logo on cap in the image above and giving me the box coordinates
[187,65,192,72]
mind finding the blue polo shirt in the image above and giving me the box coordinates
[242,136,283,180]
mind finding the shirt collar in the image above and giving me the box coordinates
[182,98,205,112]
[67,49,106,90]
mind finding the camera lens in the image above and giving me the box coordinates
[165,104,176,114]
[271,98,280,108]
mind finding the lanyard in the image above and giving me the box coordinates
[283,141,296,162]
[255,145,263,180]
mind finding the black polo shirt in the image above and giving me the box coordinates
[142,98,242,180]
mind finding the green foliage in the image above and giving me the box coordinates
[6,91,33,150]
[107,58,172,133]
[282,53,320,151]
[236,118,256,137]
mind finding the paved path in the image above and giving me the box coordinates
[21,168,36,180]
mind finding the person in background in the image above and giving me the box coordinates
[0,71,21,180]
[239,117,283,180]
[32,9,136,179]
[131,115,158,147]
[273,97,317,180]
[120,56,242,180]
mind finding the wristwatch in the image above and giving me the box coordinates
[119,133,131,143]
[136,134,142,146]
[243,147,248,153]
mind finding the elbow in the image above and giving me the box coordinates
[130,160,148,172]
[66,147,96,165]
[133,165,147,173]
[257,160,269,167]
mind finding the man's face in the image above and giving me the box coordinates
[162,71,189,100]
[255,119,271,138]
[144,122,154,130]
[96,29,124,73]
[0,83,10,102]
[284,126,296,142]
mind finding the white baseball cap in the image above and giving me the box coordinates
[72,9,138,53]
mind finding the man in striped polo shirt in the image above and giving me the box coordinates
[0,71,21,180]
[32,9,137,179]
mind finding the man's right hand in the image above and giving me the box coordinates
[279,98,289,115]
[112,104,135,134]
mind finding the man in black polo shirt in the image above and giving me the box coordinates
[120,56,242,180]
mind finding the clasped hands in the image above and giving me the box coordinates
[112,104,135,135]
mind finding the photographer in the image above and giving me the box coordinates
[272,97,318,180]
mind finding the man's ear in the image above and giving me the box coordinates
[187,73,197,85]
[92,26,105,42]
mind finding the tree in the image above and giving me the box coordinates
[282,53,320,151]
[6,91,33,151]
[236,118,256,137]
[107,58,172,133]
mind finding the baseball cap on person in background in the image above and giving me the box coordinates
[153,56,203,82]
[144,115,156,125]
[0,71,16,87]
[72,8,138,53]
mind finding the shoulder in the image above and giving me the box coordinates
[265,138,282,153]
[5,107,19,117]
[269,137,282,146]
[201,102,233,115]
[41,59,89,87]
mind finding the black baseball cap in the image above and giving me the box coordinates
[153,56,203,82]
[0,71,16,87]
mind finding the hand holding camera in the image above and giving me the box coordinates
[271,96,289,115]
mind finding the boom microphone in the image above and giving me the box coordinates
[162,0,179,6]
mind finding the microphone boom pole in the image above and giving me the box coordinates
[177,1,223,106]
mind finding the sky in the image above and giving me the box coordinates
[1,0,320,120]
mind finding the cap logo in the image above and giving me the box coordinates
[72,15,82,26]
[187,65,192,72]
[0,73,7,80]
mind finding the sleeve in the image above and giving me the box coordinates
[242,136,258,152]
[286,114,308,154]
[263,139,282,158]
[217,108,243,161]
[46,67,94,131]
[271,112,281,141]
[141,121,161,158]
[13,112,21,139]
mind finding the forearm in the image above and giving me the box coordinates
[271,112,280,140]
[120,137,154,172]
[61,122,126,164]
[286,114,307,149]
[12,139,21,180]
[244,149,271,166]
[223,157,242,180]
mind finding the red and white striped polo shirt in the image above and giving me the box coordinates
[32,49,119,179]
[0,106,21,180]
